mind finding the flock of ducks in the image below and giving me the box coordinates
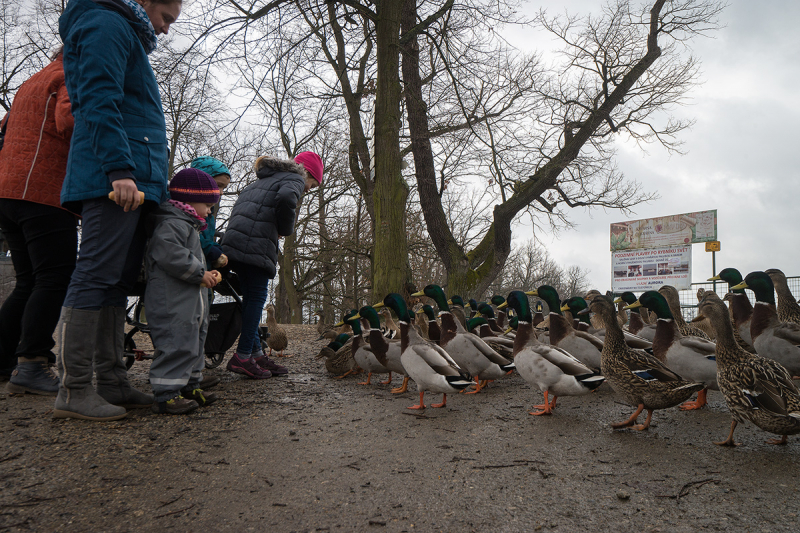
[314,268,800,447]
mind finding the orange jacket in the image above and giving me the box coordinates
[0,56,74,210]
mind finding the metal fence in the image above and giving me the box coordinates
[677,276,800,322]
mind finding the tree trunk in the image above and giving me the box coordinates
[371,0,412,301]
[277,231,303,323]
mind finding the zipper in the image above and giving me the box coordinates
[22,92,57,199]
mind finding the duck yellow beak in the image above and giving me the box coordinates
[410,291,424,297]
[503,327,513,335]
[333,320,345,327]
[730,281,748,290]
[447,299,453,305]
[624,301,642,310]
[707,275,721,281]
[497,301,508,309]
[613,297,623,304]
[372,302,385,309]
[352,314,362,320]
[559,303,570,312]
[525,290,538,297]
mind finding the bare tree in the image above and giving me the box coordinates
[403,0,722,296]
[0,0,63,111]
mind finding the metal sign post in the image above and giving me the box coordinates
[705,241,721,293]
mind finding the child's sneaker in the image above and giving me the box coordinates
[255,354,288,376]
[226,353,272,379]
[152,395,199,415]
[181,388,218,407]
[199,375,221,390]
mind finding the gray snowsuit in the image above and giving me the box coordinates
[144,203,209,402]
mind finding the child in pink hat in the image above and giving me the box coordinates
[221,152,323,378]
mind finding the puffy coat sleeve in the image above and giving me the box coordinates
[149,220,206,285]
[275,175,305,236]
[65,16,135,175]
[55,81,74,137]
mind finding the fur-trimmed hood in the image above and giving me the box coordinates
[255,156,308,180]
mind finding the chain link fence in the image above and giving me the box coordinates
[678,276,800,322]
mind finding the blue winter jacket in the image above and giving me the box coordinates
[191,156,230,267]
[58,0,169,209]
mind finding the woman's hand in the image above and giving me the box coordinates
[111,178,142,212]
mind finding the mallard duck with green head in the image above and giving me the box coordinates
[658,285,711,340]
[615,292,656,342]
[415,285,514,393]
[355,305,408,393]
[448,295,468,329]
[315,333,359,378]
[563,296,652,349]
[344,312,390,386]
[377,293,473,409]
[696,294,800,446]
[466,316,514,359]
[585,295,704,431]
[504,291,604,415]
[477,303,506,335]
[528,286,603,372]
[490,295,509,328]
[629,291,717,410]
[732,271,800,378]
[709,267,755,351]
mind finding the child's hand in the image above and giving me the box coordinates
[214,254,228,268]
[200,270,221,288]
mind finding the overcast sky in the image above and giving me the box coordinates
[502,1,800,291]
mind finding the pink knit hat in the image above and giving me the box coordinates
[294,151,324,184]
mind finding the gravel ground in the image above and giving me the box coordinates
[2,324,800,532]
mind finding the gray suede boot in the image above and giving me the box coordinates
[95,307,154,409]
[54,307,127,421]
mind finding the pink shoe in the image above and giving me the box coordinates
[226,353,272,379]
[255,354,288,376]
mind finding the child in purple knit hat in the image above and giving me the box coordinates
[146,168,222,414]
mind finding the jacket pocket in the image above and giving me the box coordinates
[125,127,167,185]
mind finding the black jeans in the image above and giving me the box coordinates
[0,199,78,368]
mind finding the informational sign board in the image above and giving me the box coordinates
[610,210,717,251]
[611,245,692,292]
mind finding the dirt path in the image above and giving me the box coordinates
[2,324,799,532]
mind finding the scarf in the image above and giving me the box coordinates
[168,200,208,231]
[117,0,159,54]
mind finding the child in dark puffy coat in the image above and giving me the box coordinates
[222,152,323,379]
[146,169,221,415]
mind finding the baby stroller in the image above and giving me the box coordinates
[123,271,268,369]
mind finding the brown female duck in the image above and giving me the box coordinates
[696,294,800,446]
[585,295,704,431]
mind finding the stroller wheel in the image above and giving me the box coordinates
[124,331,137,369]
[205,352,225,369]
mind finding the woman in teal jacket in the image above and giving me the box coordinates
[54,0,182,422]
